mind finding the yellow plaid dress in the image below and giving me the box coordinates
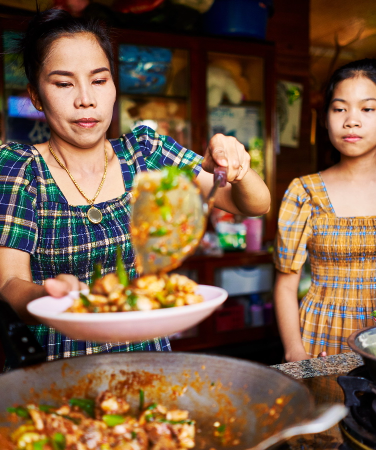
[274,173,376,357]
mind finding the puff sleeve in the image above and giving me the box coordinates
[273,178,312,274]
[0,144,38,254]
[127,125,203,176]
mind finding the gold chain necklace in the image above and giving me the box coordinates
[48,141,108,224]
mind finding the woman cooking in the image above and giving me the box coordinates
[0,8,270,361]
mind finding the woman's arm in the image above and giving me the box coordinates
[0,247,85,322]
[197,134,270,216]
[274,269,311,362]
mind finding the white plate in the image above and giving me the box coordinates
[27,285,228,343]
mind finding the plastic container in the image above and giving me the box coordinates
[263,302,273,325]
[215,264,273,296]
[250,304,264,327]
[203,0,273,39]
[244,217,263,252]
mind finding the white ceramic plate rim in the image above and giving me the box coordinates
[27,285,227,323]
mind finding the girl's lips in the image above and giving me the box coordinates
[343,135,362,143]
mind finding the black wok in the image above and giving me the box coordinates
[0,302,347,449]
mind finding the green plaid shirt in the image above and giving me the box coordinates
[0,126,203,360]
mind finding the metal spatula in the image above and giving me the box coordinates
[130,166,227,275]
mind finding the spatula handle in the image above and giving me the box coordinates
[214,166,227,188]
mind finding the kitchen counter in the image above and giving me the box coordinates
[271,351,364,379]
[269,351,364,449]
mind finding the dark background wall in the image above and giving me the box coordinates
[267,0,313,210]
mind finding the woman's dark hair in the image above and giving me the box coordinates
[17,8,115,89]
[323,58,376,163]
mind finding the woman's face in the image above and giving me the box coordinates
[327,75,376,159]
[31,32,116,149]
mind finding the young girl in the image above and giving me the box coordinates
[274,58,376,362]
[0,8,270,362]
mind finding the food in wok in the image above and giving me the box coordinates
[6,389,196,450]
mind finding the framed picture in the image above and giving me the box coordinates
[277,80,303,148]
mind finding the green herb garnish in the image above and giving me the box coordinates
[33,439,50,450]
[7,406,30,418]
[116,246,129,287]
[139,389,144,411]
[90,262,102,289]
[69,398,95,418]
[52,432,66,450]
[149,227,169,237]
[102,414,126,427]
[80,293,91,307]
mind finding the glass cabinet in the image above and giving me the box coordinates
[1,29,50,145]
[207,52,266,179]
[118,45,191,149]
[110,31,276,238]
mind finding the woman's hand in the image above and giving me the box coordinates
[197,133,270,216]
[44,274,87,298]
[202,134,250,184]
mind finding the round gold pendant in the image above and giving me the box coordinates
[87,206,103,224]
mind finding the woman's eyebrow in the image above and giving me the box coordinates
[331,98,345,103]
[48,67,110,77]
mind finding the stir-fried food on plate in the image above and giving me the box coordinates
[67,247,203,313]
[6,390,196,450]
[68,272,203,313]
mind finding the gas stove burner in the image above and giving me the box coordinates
[337,370,376,450]
[348,365,373,380]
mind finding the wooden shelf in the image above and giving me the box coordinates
[170,250,277,351]
[179,250,273,285]
[171,323,279,352]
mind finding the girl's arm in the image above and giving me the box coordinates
[274,269,311,362]
[0,247,85,322]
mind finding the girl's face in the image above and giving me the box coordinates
[327,75,376,159]
[29,32,116,149]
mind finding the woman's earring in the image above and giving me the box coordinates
[38,106,43,111]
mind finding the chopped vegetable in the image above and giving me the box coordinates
[68,398,95,418]
[7,406,30,418]
[146,403,157,410]
[38,405,56,413]
[149,227,169,237]
[79,292,91,307]
[33,438,49,450]
[116,246,129,287]
[102,414,126,427]
[139,389,145,411]
[52,432,66,450]
[90,262,102,289]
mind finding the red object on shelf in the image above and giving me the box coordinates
[215,305,245,332]
[113,0,165,14]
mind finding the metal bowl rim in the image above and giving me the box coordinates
[348,326,376,361]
